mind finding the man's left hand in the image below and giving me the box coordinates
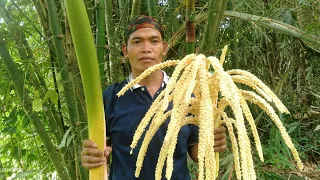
[214,126,227,152]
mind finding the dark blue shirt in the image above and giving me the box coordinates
[103,77,199,180]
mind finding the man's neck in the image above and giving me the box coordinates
[132,69,163,88]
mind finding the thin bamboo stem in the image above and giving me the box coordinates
[200,0,224,53]
[96,0,106,86]
[146,0,157,17]
[167,11,320,54]
[45,0,78,128]
[131,0,141,18]
[106,0,124,83]
[224,11,320,47]
[186,0,195,54]
[168,0,178,34]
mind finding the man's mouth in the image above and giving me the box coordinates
[140,57,154,61]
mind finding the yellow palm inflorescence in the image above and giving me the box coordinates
[117,46,304,180]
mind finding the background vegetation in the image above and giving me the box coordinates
[0,0,319,179]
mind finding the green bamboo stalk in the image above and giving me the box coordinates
[224,11,320,47]
[167,11,320,54]
[186,0,195,54]
[141,0,148,14]
[45,0,79,178]
[106,0,124,84]
[230,20,239,69]
[131,0,141,18]
[118,0,127,14]
[53,0,65,35]
[83,0,95,26]
[65,17,89,180]
[146,0,157,17]
[31,0,47,34]
[65,0,107,179]
[118,0,130,27]
[212,0,228,46]
[0,39,70,180]
[200,0,224,54]
[96,0,106,86]
[65,16,87,137]
[168,0,179,34]
[45,0,78,129]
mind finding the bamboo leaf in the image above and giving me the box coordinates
[67,133,76,147]
[43,90,58,105]
[57,127,72,149]
[13,170,37,179]
[314,125,320,131]
[32,99,42,112]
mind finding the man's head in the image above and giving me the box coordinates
[122,16,167,75]
[124,16,164,45]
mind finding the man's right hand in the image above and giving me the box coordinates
[81,139,112,169]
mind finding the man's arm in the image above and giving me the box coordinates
[188,126,227,163]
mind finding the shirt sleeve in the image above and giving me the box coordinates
[187,124,199,146]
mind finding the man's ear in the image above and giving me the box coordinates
[162,41,168,56]
[122,44,128,58]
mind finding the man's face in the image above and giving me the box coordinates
[122,28,167,74]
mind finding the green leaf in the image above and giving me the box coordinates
[43,90,58,105]
[2,126,16,134]
[314,124,320,131]
[32,98,42,112]
[306,66,313,80]
[34,90,40,98]
[67,133,76,147]
[282,10,294,25]
[287,122,299,134]
[13,170,37,179]
[57,127,72,149]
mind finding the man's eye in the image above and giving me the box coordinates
[132,40,140,44]
[152,39,159,43]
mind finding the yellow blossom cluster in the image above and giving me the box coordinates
[116,46,304,180]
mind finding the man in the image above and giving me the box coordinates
[81,16,227,179]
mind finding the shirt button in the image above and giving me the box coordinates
[141,87,145,91]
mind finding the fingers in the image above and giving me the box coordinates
[82,155,105,164]
[104,146,112,157]
[83,139,98,148]
[82,147,103,157]
[214,138,226,147]
[214,126,226,141]
[214,135,227,152]
[82,160,104,169]
[214,126,226,135]
[81,139,105,169]
[213,125,227,152]
[214,132,226,140]
[81,152,105,169]
[214,144,227,152]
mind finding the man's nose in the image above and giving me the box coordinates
[141,41,151,53]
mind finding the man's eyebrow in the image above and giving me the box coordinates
[130,37,141,40]
[130,35,161,40]
[150,35,161,39]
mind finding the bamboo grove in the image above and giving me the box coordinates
[117,46,304,180]
[0,0,319,179]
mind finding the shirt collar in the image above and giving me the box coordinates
[128,70,169,91]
